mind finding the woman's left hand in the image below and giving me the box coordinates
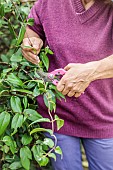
[57,62,99,98]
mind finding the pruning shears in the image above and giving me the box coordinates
[37,68,66,86]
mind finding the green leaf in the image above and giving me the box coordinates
[30,128,53,135]
[23,96,28,109]
[0,90,9,96]
[20,146,32,170]
[43,138,54,148]
[21,134,32,145]
[18,72,28,80]
[56,90,66,100]
[32,145,43,158]
[3,145,9,153]
[20,155,30,170]
[29,118,50,127]
[43,90,56,111]
[8,21,17,39]
[27,81,36,89]
[3,136,17,154]
[10,48,22,62]
[20,6,30,15]
[27,18,34,26]
[9,161,22,169]
[3,68,12,74]
[55,146,62,156]
[11,113,24,135]
[11,62,18,70]
[23,109,42,122]
[48,153,56,161]
[11,88,33,95]
[33,86,40,97]
[7,73,23,87]
[0,31,3,35]
[16,25,26,46]
[0,4,4,17]
[32,145,49,166]
[10,96,22,113]
[55,115,64,131]
[0,111,10,136]
[40,52,49,71]
[24,146,32,160]
[45,46,54,55]
[49,84,65,100]
[1,54,10,62]
[38,157,49,166]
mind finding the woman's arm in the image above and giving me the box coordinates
[57,54,113,98]
[92,55,113,80]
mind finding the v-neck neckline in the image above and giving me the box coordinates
[72,0,106,24]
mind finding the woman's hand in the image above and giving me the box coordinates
[21,37,43,64]
[57,62,99,98]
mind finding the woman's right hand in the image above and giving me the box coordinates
[21,37,43,64]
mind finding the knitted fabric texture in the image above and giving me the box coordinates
[28,0,113,138]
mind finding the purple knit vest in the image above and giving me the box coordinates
[28,0,113,138]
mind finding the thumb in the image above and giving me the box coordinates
[33,38,43,49]
[64,63,75,71]
[32,43,40,50]
[32,38,43,54]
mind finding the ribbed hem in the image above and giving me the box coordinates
[72,0,106,24]
[41,120,113,139]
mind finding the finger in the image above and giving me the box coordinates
[64,63,75,71]
[26,52,40,64]
[75,92,82,98]
[75,81,89,94]
[22,51,36,64]
[62,83,73,95]
[22,50,40,62]
[34,38,43,49]
[72,82,82,93]
[67,90,75,97]
[22,38,33,51]
[22,38,42,55]
[22,50,40,64]
[57,83,65,92]
[62,87,70,95]
[31,38,43,53]
[22,44,40,55]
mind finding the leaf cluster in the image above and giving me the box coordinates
[0,0,65,169]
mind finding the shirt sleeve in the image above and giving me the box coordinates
[27,0,45,41]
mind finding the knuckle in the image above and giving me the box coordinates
[67,84,72,89]
[74,88,80,93]
[60,78,66,84]
[68,63,72,66]
[62,77,69,84]
[57,85,62,91]
[73,86,77,91]
[62,90,68,95]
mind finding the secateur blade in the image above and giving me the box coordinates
[36,69,51,83]
[36,68,66,85]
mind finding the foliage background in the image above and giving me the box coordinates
[0,0,64,169]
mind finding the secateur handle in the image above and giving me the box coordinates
[48,68,66,86]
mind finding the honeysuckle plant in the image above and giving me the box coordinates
[0,0,65,169]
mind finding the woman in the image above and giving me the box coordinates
[22,0,113,169]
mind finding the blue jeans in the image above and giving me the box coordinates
[45,133,113,170]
